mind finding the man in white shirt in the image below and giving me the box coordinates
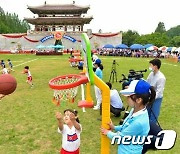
[147,59,166,123]
[100,82,124,117]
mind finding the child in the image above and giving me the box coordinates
[7,59,14,72]
[93,59,103,110]
[22,66,33,87]
[1,65,8,74]
[1,60,5,68]
[56,109,81,154]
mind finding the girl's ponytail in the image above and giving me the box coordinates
[148,86,156,106]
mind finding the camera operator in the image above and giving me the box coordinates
[147,59,166,123]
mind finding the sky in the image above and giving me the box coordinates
[0,0,179,34]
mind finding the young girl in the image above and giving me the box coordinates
[22,66,33,87]
[93,59,103,110]
[56,109,82,154]
[101,80,156,154]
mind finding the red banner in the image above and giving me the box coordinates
[92,32,120,37]
[23,36,39,43]
[2,33,27,38]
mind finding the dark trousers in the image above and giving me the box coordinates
[100,104,124,117]
[142,121,163,154]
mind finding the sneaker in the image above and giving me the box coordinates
[114,113,121,117]
[93,106,100,110]
[119,119,124,125]
[121,107,125,111]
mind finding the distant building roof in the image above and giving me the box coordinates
[25,17,93,25]
[28,4,90,14]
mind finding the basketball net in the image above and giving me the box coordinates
[49,74,88,106]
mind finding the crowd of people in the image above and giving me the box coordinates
[98,48,180,60]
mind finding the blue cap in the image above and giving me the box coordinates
[94,59,101,64]
[120,80,151,96]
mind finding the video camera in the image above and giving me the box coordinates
[119,69,147,125]
[119,69,147,89]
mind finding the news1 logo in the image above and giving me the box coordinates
[111,130,176,150]
[155,130,176,150]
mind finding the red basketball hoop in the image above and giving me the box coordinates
[49,74,88,106]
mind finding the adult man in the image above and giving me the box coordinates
[147,58,166,123]
[100,82,124,117]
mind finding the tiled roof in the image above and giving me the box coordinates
[25,17,93,25]
[28,4,90,14]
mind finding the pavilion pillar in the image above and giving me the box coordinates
[73,25,75,31]
[42,26,45,31]
[81,25,83,31]
[52,26,56,31]
[64,26,67,31]
[44,26,48,31]
[35,25,38,31]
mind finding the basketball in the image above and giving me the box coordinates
[0,74,17,95]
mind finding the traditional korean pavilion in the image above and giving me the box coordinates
[25,1,93,32]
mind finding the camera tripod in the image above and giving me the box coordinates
[109,60,118,83]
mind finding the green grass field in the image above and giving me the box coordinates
[0,54,179,154]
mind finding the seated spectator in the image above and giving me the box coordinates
[178,54,180,62]
[100,82,125,117]
[78,61,84,70]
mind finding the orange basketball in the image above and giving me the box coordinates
[0,74,17,95]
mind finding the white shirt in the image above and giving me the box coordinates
[2,68,8,74]
[27,70,32,77]
[147,70,166,99]
[110,89,123,109]
[58,124,82,152]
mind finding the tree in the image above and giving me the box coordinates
[135,32,169,47]
[0,6,4,13]
[166,25,180,38]
[155,22,166,33]
[122,30,140,46]
[0,7,30,34]
[135,34,152,45]
[169,36,180,47]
